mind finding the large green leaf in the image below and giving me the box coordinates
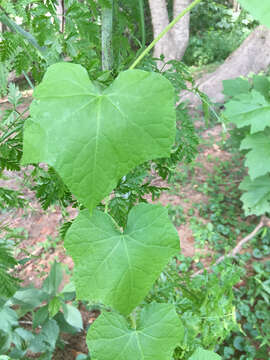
[188,347,221,360]
[240,130,270,179]
[240,175,270,216]
[22,62,176,212]
[87,303,184,360]
[237,0,270,28]
[64,203,179,315]
[224,90,270,133]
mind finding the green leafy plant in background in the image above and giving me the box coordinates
[222,0,270,217]
[216,229,270,359]
[0,262,82,359]
[0,240,19,298]
[146,256,239,358]
[183,0,257,66]
[223,74,270,216]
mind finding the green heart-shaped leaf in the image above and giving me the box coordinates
[87,303,184,360]
[64,203,179,315]
[22,62,176,211]
[237,1,270,28]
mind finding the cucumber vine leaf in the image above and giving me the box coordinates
[64,203,179,315]
[22,62,176,212]
[87,303,184,360]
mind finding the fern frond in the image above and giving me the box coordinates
[0,243,19,298]
[0,135,23,172]
[0,187,25,209]
[0,32,20,62]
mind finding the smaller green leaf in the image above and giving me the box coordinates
[42,262,63,298]
[33,305,49,329]
[62,304,83,329]
[0,305,18,332]
[87,303,184,360]
[54,312,79,334]
[189,348,221,360]
[48,296,62,318]
[223,77,251,97]
[240,130,270,179]
[237,0,270,28]
[233,335,245,351]
[240,175,270,216]
[224,90,270,133]
[11,288,45,310]
[29,319,59,354]
[253,75,270,99]
[61,280,76,294]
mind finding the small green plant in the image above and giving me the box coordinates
[184,0,257,66]
[146,256,240,359]
[217,230,270,359]
[0,262,82,359]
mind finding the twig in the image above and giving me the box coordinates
[129,0,202,70]
[192,216,270,277]
[19,320,32,325]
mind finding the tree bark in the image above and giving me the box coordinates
[181,26,270,106]
[148,0,191,65]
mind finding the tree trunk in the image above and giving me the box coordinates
[181,26,270,106]
[148,0,191,66]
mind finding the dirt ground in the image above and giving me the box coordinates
[0,93,240,359]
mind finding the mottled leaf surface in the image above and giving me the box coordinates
[64,203,179,315]
[240,130,270,179]
[87,303,184,360]
[224,90,270,133]
[240,175,270,216]
[237,0,270,28]
[22,62,176,211]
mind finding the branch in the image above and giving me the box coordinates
[192,216,270,277]
[0,9,47,56]
[138,0,145,48]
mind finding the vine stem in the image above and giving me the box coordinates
[101,0,114,71]
[138,0,145,48]
[129,0,202,70]
[0,9,47,56]
[129,312,137,329]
